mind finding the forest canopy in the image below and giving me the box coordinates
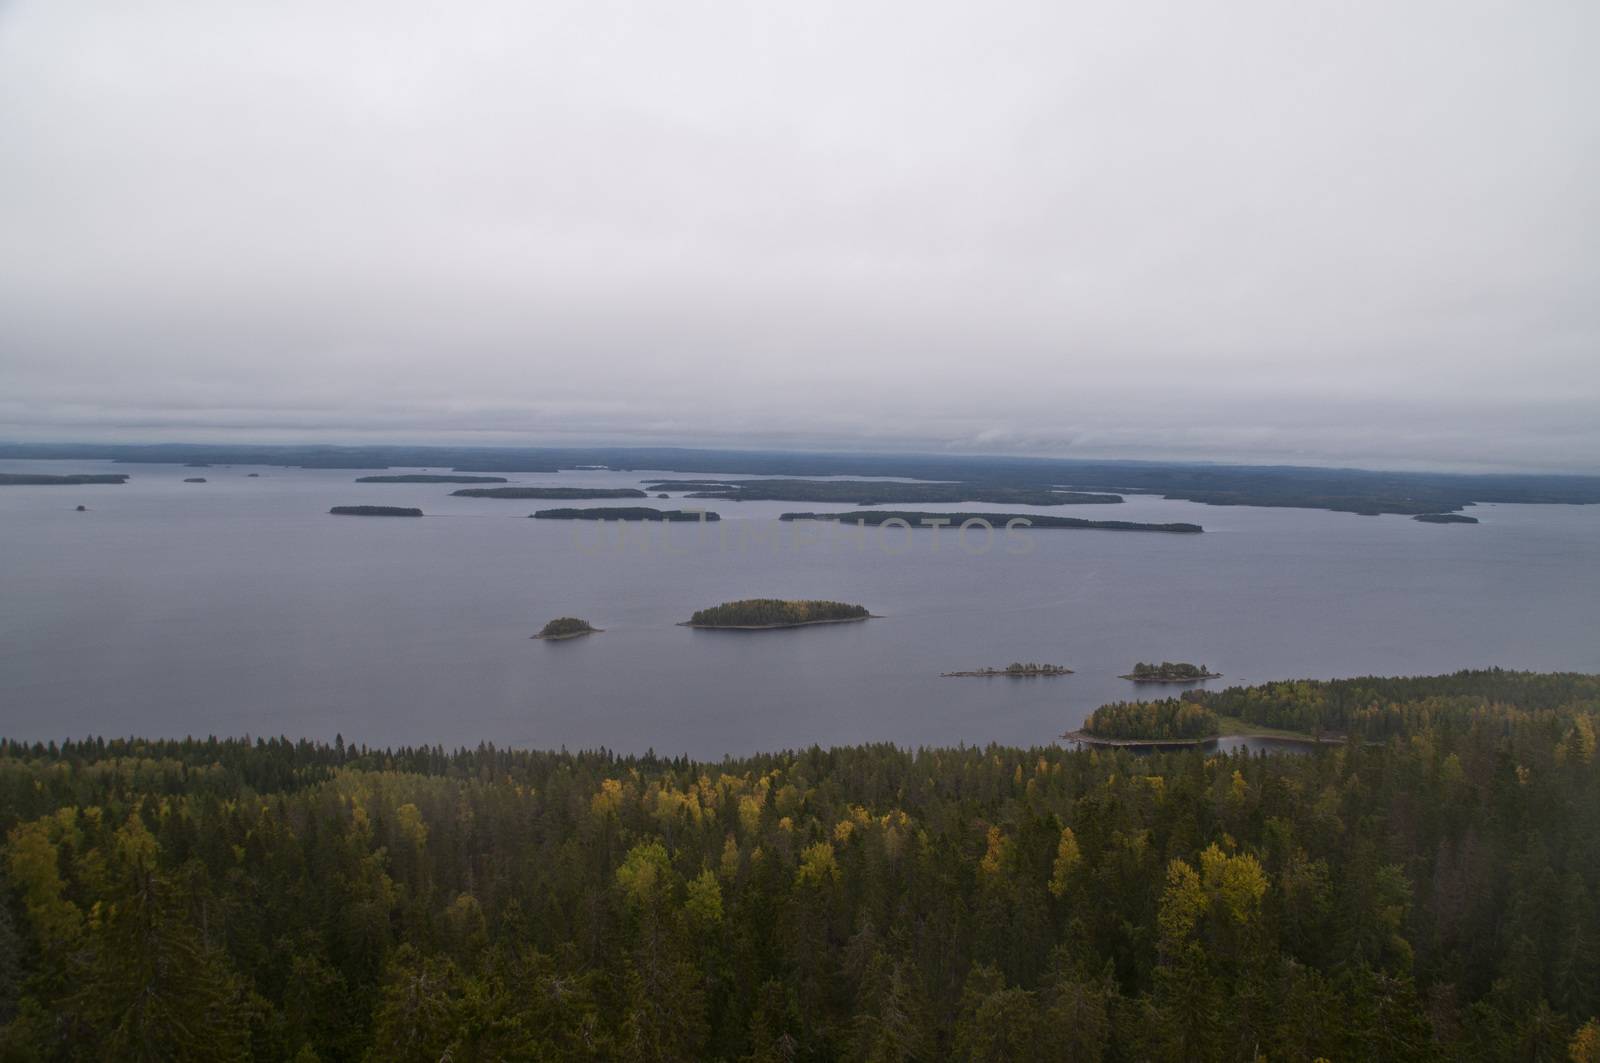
[0,670,1597,1060]
[1082,698,1222,740]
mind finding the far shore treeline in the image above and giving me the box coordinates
[0,669,1596,1059]
[8,442,1595,514]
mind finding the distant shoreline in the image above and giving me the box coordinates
[330,505,423,517]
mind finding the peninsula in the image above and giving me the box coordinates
[533,617,601,640]
[1120,661,1219,682]
[1075,698,1221,742]
[779,510,1203,533]
[1413,513,1479,524]
[330,506,423,517]
[0,473,128,486]
[682,599,871,629]
[453,487,646,499]
[943,662,1072,677]
[1063,698,1340,749]
[531,507,719,521]
[357,475,508,484]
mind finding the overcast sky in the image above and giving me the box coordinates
[0,0,1595,470]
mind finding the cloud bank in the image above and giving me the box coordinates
[1,0,1595,470]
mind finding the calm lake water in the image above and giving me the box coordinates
[3,459,1598,758]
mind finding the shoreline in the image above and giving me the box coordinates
[1063,717,1343,749]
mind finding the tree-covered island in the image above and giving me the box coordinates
[454,487,647,499]
[329,505,423,517]
[943,662,1074,677]
[779,511,1203,533]
[643,478,1120,506]
[682,599,871,629]
[183,477,207,483]
[531,507,719,521]
[1413,512,1479,524]
[356,475,509,484]
[1121,661,1219,682]
[0,473,128,486]
[533,617,601,640]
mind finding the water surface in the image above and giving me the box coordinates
[3,459,1596,758]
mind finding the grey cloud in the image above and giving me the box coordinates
[1,0,1596,469]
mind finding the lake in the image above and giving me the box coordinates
[3,459,1597,758]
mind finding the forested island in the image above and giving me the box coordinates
[780,510,1203,533]
[683,598,871,628]
[531,507,719,521]
[329,505,423,517]
[1121,661,1218,682]
[183,477,207,483]
[0,473,127,486]
[453,487,647,499]
[0,670,1595,1060]
[533,617,600,640]
[645,478,1120,506]
[943,662,1073,677]
[1414,512,1479,524]
[356,475,508,484]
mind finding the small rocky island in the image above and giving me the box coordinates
[533,617,601,640]
[330,505,423,517]
[1120,661,1219,682]
[1413,513,1478,524]
[531,507,720,521]
[943,662,1073,677]
[682,599,871,629]
[779,511,1203,533]
[0,473,128,486]
[453,487,647,499]
[184,477,207,483]
[357,474,508,484]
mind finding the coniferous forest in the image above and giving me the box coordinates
[1,671,1598,1061]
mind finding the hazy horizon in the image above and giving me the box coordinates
[3,0,1596,470]
[5,434,1600,478]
